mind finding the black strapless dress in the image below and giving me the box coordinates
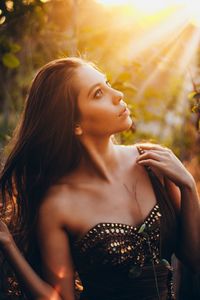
[69,148,179,300]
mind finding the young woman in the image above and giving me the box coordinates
[0,57,199,300]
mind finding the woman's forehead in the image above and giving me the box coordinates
[76,65,106,91]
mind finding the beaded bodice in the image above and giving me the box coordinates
[70,146,178,300]
[71,200,176,300]
[72,204,162,273]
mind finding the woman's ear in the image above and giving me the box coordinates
[74,125,83,136]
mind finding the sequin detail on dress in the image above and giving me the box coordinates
[72,204,176,299]
[73,204,162,270]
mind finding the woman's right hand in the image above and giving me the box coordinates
[0,203,14,249]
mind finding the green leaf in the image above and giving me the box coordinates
[161,259,170,267]
[117,72,131,82]
[10,43,21,53]
[2,53,20,69]
[160,259,173,271]
[123,82,138,92]
[138,223,146,233]
[192,105,198,113]
[188,91,197,100]
[132,61,142,69]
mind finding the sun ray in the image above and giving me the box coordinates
[133,28,188,100]
[176,28,200,74]
[134,25,200,102]
[137,21,189,71]
[175,50,199,118]
[164,45,200,136]
[125,8,189,61]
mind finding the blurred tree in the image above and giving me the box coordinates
[0,0,80,148]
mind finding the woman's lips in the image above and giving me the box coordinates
[119,107,130,117]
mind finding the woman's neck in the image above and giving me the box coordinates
[79,135,120,182]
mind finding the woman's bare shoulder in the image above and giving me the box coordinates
[115,142,160,156]
[115,144,139,160]
[116,143,164,183]
[38,183,75,227]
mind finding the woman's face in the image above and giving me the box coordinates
[75,64,133,137]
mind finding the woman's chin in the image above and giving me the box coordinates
[116,117,134,133]
[124,117,134,130]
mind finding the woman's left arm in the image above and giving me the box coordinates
[136,144,200,273]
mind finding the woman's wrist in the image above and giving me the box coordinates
[1,235,16,252]
[180,173,196,191]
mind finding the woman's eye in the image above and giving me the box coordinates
[93,81,111,98]
[94,89,103,98]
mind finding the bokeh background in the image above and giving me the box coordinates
[0,0,200,191]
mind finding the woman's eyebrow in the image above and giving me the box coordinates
[87,83,101,97]
[87,75,107,97]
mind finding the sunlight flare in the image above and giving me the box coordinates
[97,0,131,5]
[134,30,187,100]
[177,28,200,74]
[126,8,188,60]
[98,0,200,27]
[132,0,171,14]
[134,26,200,103]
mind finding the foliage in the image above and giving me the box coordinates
[0,0,199,166]
[188,91,200,132]
[0,0,199,195]
[0,0,77,147]
[0,0,199,155]
[0,1,200,298]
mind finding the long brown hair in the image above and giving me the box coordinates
[0,57,89,297]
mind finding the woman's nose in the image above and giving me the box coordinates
[112,89,124,105]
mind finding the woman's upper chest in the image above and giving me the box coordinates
[65,163,157,241]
